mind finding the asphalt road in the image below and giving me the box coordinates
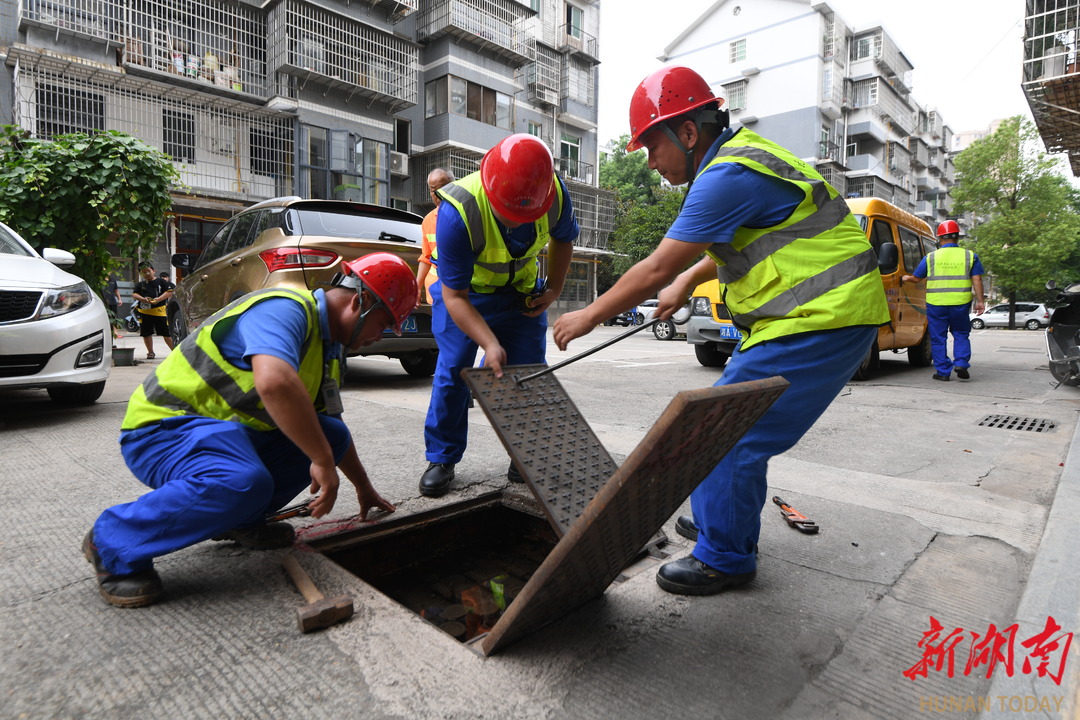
[2,325,1077,719]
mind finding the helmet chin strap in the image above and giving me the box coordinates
[334,275,386,348]
[657,108,722,192]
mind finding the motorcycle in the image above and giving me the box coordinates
[1044,280,1080,387]
[123,307,141,334]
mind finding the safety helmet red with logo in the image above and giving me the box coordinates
[627,66,725,152]
[937,220,961,238]
[480,134,556,224]
[334,252,417,336]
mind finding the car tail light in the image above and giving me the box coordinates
[259,247,339,273]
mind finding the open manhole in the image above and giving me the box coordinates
[304,371,788,655]
[977,414,1057,432]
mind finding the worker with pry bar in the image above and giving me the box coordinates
[418,134,579,498]
[553,66,888,596]
[83,254,415,608]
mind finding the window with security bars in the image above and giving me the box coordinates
[852,78,878,108]
[298,125,388,204]
[424,76,512,129]
[723,80,747,111]
[36,84,105,139]
[163,109,196,164]
[730,39,746,64]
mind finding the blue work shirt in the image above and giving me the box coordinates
[435,175,580,292]
[215,288,337,371]
[666,128,805,245]
[911,242,985,279]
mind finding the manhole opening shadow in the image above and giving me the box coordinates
[311,492,556,649]
[977,414,1057,432]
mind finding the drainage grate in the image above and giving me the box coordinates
[978,414,1057,432]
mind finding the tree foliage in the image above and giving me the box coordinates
[609,185,685,276]
[0,126,179,293]
[952,116,1080,298]
[599,134,660,206]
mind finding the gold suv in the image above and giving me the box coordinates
[168,196,437,376]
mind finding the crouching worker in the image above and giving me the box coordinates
[84,253,417,608]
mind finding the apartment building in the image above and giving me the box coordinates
[658,0,956,227]
[1023,0,1080,174]
[0,0,614,311]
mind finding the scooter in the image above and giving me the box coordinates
[1044,280,1080,387]
[123,307,141,334]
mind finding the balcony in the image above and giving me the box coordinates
[558,24,598,61]
[19,0,123,46]
[818,140,842,164]
[267,0,418,108]
[417,0,533,66]
[557,156,594,185]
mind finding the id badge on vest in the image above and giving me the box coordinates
[320,369,344,416]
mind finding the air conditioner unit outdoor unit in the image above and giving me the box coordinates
[390,151,409,177]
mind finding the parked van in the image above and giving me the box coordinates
[686,197,935,377]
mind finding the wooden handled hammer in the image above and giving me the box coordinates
[282,554,354,633]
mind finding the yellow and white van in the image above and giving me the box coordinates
[686,197,936,377]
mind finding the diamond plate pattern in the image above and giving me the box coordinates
[463,371,789,655]
[463,364,617,536]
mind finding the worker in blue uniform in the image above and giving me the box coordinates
[419,134,579,497]
[83,254,417,608]
[553,66,890,596]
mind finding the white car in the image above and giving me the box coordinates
[0,221,111,404]
[970,302,1050,330]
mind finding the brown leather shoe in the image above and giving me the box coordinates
[82,530,163,608]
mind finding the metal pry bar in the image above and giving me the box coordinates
[513,318,660,387]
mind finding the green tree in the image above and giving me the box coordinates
[608,185,685,276]
[0,125,180,295]
[599,134,660,206]
[952,116,1080,301]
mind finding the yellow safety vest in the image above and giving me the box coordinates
[702,128,889,348]
[122,288,337,431]
[924,246,974,306]
[434,171,564,294]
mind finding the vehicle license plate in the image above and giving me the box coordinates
[719,323,741,340]
[385,316,418,334]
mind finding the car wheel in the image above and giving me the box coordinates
[694,342,729,368]
[1025,319,1041,330]
[850,341,880,381]
[652,319,676,341]
[908,330,933,367]
[168,305,189,343]
[633,312,645,325]
[47,381,106,405]
[400,349,438,377]
[970,319,985,329]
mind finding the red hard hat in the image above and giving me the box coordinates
[480,134,556,224]
[937,220,960,237]
[338,253,417,336]
[627,66,723,151]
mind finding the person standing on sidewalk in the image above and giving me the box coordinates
[83,254,416,608]
[553,66,889,596]
[418,134,578,498]
[417,168,455,304]
[131,262,174,359]
[902,220,985,381]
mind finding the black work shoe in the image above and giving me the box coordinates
[419,462,455,497]
[82,530,163,608]
[507,461,525,484]
[955,367,970,379]
[932,373,950,381]
[675,515,699,541]
[655,556,756,596]
[213,522,295,550]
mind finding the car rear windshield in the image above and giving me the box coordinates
[290,209,420,243]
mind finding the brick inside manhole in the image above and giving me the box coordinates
[308,492,557,647]
[977,414,1057,432]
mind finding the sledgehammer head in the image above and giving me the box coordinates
[296,594,354,633]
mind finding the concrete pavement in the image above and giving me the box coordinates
[1,328,1078,719]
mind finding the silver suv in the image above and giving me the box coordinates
[969,303,1049,330]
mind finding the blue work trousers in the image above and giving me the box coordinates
[424,281,547,464]
[95,414,350,575]
[691,325,877,574]
[926,302,973,376]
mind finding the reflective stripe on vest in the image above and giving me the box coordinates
[925,246,974,306]
[121,288,326,431]
[436,171,564,293]
[701,128,889,347]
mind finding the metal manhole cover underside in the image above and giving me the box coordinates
[462,367,789,655]
[978,414,1057,432]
